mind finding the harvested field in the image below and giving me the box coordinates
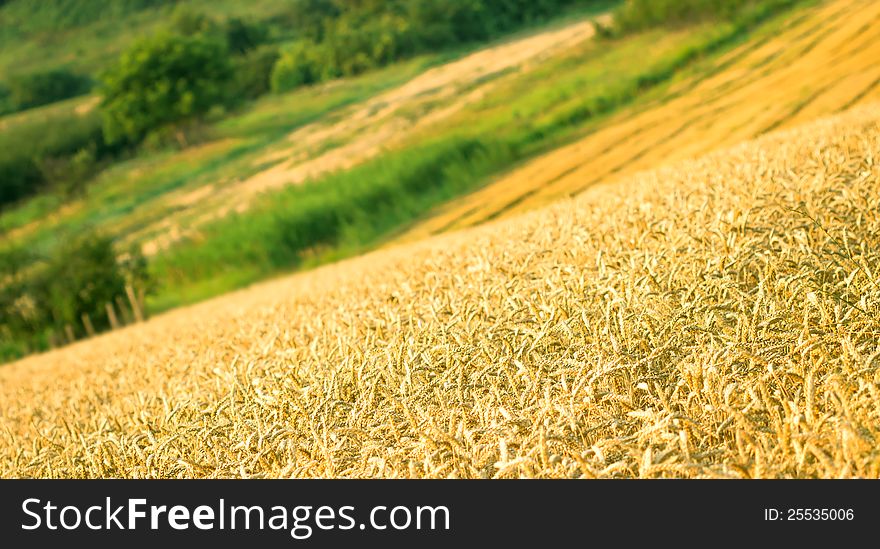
[1,102,879,478]
[401,0,880,240]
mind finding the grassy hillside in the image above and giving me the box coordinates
[1,102,877,478]
[400,0,880,239]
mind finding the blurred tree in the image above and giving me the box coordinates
[43,232,127,333]
[100,32,232,145]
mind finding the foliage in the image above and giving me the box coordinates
[100,32,233,145]
[224,17,271,55]
[37,145,98,199]
[232,46,281,101]
[0,231,152,361]
[0,108,107,207]
[271,40,324,91]
[5,69,92,112]
[269,0,340,42]
[42,233,127,331]
[270,0,604,93]
[613,0,797,32]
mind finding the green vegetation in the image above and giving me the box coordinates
[612,0,800,33]
[0,0,608,209]
[270,0,600,92]
[100,32,233,146]
[153,138,518,286]
[0,0,170,32]
[0,0,293,80]
[0,106,111,207]
[0,6,283,209]
[0,232,151,360]
[0,68,92,115]
[0,57,437,360]
[1,56,431,240]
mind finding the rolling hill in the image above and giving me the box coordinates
[1,99,878,478]
[399,0,880,240]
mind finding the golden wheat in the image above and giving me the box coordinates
[1,102,879,478]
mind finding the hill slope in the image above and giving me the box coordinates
[1,102,878,478]
[138,18,605,255]
[400,0,880,240]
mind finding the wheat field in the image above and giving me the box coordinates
[1,100,878,478]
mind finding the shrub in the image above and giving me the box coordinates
[405,0,491,46]
[273,0,340,42]
[267,0,598,95]
[321,12,414,76]
[0,247,59,357]
[0,153,42,207]
[38,145,98,198]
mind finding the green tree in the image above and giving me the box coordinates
[100,32,232,145]
[0,232,154,360]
